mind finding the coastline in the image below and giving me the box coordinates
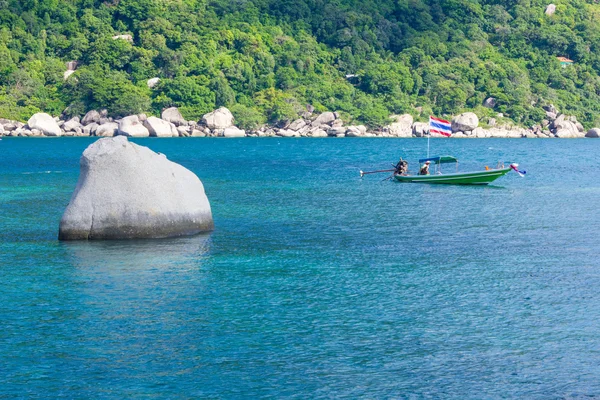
[2,107,599,139]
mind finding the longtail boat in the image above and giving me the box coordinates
[393,156,517,185]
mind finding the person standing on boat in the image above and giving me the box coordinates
[419,160,431,175]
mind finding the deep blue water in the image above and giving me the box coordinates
[1,137,600,398]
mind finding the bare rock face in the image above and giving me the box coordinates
[161,107,187,126]
[202,107,234,129]
[28,113,62,136]
[58,136,213,240]
[545,4,556,16]
[451,112,479,133]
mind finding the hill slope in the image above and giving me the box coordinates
[1,0,599,128]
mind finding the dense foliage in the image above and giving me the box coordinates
[1,0,600,128]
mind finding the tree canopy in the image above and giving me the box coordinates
[1,0,600,128]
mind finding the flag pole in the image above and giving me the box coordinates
[427,116,431,159]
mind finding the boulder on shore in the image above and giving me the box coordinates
[28,113,62,136]
[451,112,479,133]
[311,112,335,127]
[95,122,118,137]
[387,114,413,137]
[143,116,177,137]
[222,127,246,137]
[82,110,101,125]
[202,107,234,129]
[161,107,186,126]
[117,115,149,137]
[58,136,213,240]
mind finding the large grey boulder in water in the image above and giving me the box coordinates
[59,136,213,240]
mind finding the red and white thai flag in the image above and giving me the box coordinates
[429,116,452,137]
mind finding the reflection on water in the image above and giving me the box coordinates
[62,234,212,272]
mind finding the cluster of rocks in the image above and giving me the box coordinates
[2,105,599,139]
[0,107,244,138]
[250,111,369,138]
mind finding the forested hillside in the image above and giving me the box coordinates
[1,0,600,128]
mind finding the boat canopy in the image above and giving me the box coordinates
[419,156,458,165]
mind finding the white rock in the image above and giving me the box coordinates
[81,110,101,125]
[63,117,81,132]
[276,129,298,137]
[95,122,118,137]
[222,127,246,137]
[288,119,307,131]
[345,127,362,137]
[147,77,160,88]
[28,113,62,136]
[191,129,205,137]
[555,128,582,138]
[58,136,213,240]
[327,127,346,136]
[311,112,335,127]
[451,112,479,132]
[112,34,133,42]
[83,123,98,136]
[177,126,190,137]
[309,128,328,137]
[202,107,234,129]
[64,70,76,81]
[412,122,429,137]
[117,115,149,137]
[161,107,186,126]
[143,116,177,137]
[387,114,413,137]
[545,4,556,16]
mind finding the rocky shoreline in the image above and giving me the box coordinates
[1,106,599,138]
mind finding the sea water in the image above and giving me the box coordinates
[1,137,599,398]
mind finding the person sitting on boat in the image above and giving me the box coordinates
[419,160,431,175]
[395,159,408,175]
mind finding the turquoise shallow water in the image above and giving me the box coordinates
[1,137,600,398]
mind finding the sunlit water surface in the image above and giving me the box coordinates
[1,137,599,398]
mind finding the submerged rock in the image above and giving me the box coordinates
[59,136,213,240]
